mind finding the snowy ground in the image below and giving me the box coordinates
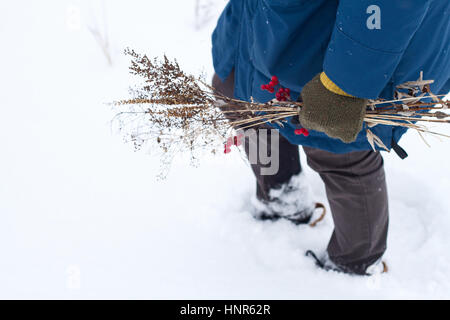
[0,0,449,299]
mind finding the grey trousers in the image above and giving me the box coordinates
[213,71,389,275]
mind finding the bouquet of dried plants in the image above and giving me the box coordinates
[112,49,449,177]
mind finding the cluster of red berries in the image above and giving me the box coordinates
[261,75,279,93]
[275,87,290,101]
[294,128,310,137]
[224,134,243,154]
[261,76,291,101]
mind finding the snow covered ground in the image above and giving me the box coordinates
[0,0,449,299]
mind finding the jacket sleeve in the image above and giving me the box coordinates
[212,1,243,81]
[323,0,431,99]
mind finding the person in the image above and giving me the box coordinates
[211,0,450,275]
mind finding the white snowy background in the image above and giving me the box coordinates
[0,0,449,299]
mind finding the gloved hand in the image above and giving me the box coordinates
[299,73,368,143]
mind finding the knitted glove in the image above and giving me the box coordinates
[299,73,368,143]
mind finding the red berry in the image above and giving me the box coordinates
[285,88,291,95]
[275,92,282,99]
[269,81,277,87]
[261,84,266,91]
[294,128,310,136]
[271,76,279,84]
[268,87,275,93]
[234,136,242,147]
[226,137,233,147]
[224,146,231,154]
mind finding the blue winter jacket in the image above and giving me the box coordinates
[212,0,450,153]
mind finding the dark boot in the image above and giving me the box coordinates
[305,250,388,276]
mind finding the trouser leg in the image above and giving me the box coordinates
[212,71,301,203]
[303,146,389,275]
